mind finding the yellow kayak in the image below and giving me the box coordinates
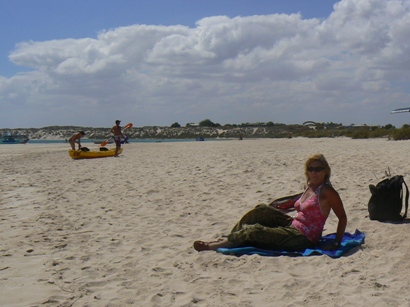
[69,148,123,159]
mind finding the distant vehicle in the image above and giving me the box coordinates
[121,135,129,144]
[1,131,29,144]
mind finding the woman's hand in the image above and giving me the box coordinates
[322,241,340,251]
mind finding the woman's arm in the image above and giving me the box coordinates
[321,186,347,249]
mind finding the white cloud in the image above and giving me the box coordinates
[2,0,410,128]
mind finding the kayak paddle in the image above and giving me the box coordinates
[100,123,133,146]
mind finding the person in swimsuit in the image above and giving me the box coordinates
[110,120,125,157]
[69,131,85,150]
[193,153,347,252]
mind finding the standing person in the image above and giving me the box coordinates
[193,153,347,252]
[110,120,125,157]
[69,131,85,150]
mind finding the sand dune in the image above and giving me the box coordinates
[1,138,410,306]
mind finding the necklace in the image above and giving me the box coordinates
[300,188,316,204]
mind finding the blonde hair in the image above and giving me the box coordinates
[304,153,331,184]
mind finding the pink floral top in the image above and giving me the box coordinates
[291,187,327,243]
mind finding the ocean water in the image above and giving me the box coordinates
[2,138,212,145]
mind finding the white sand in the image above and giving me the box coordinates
[1,138,410,306]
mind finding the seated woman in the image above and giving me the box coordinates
[193,153,347,252]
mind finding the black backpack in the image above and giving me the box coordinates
[368,175,409,221]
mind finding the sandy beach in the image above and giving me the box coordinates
[1,138,410,306]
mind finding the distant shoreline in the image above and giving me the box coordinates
[1,123,408,140]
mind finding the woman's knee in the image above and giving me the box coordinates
[254,203,269,209]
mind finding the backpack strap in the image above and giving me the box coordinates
[402,179,409,220]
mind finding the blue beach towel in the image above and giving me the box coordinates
[217,229,365,258]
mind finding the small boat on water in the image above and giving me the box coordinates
[1,132,29,144]
[69,147,122,159]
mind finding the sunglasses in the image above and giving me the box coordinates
[307,166,324,173]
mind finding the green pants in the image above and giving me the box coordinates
[227,204,315,251]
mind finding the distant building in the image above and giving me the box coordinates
[186,123,199,127]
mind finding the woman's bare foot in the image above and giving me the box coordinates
[193,238,235,251]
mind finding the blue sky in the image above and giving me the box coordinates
[2,0,410,128]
